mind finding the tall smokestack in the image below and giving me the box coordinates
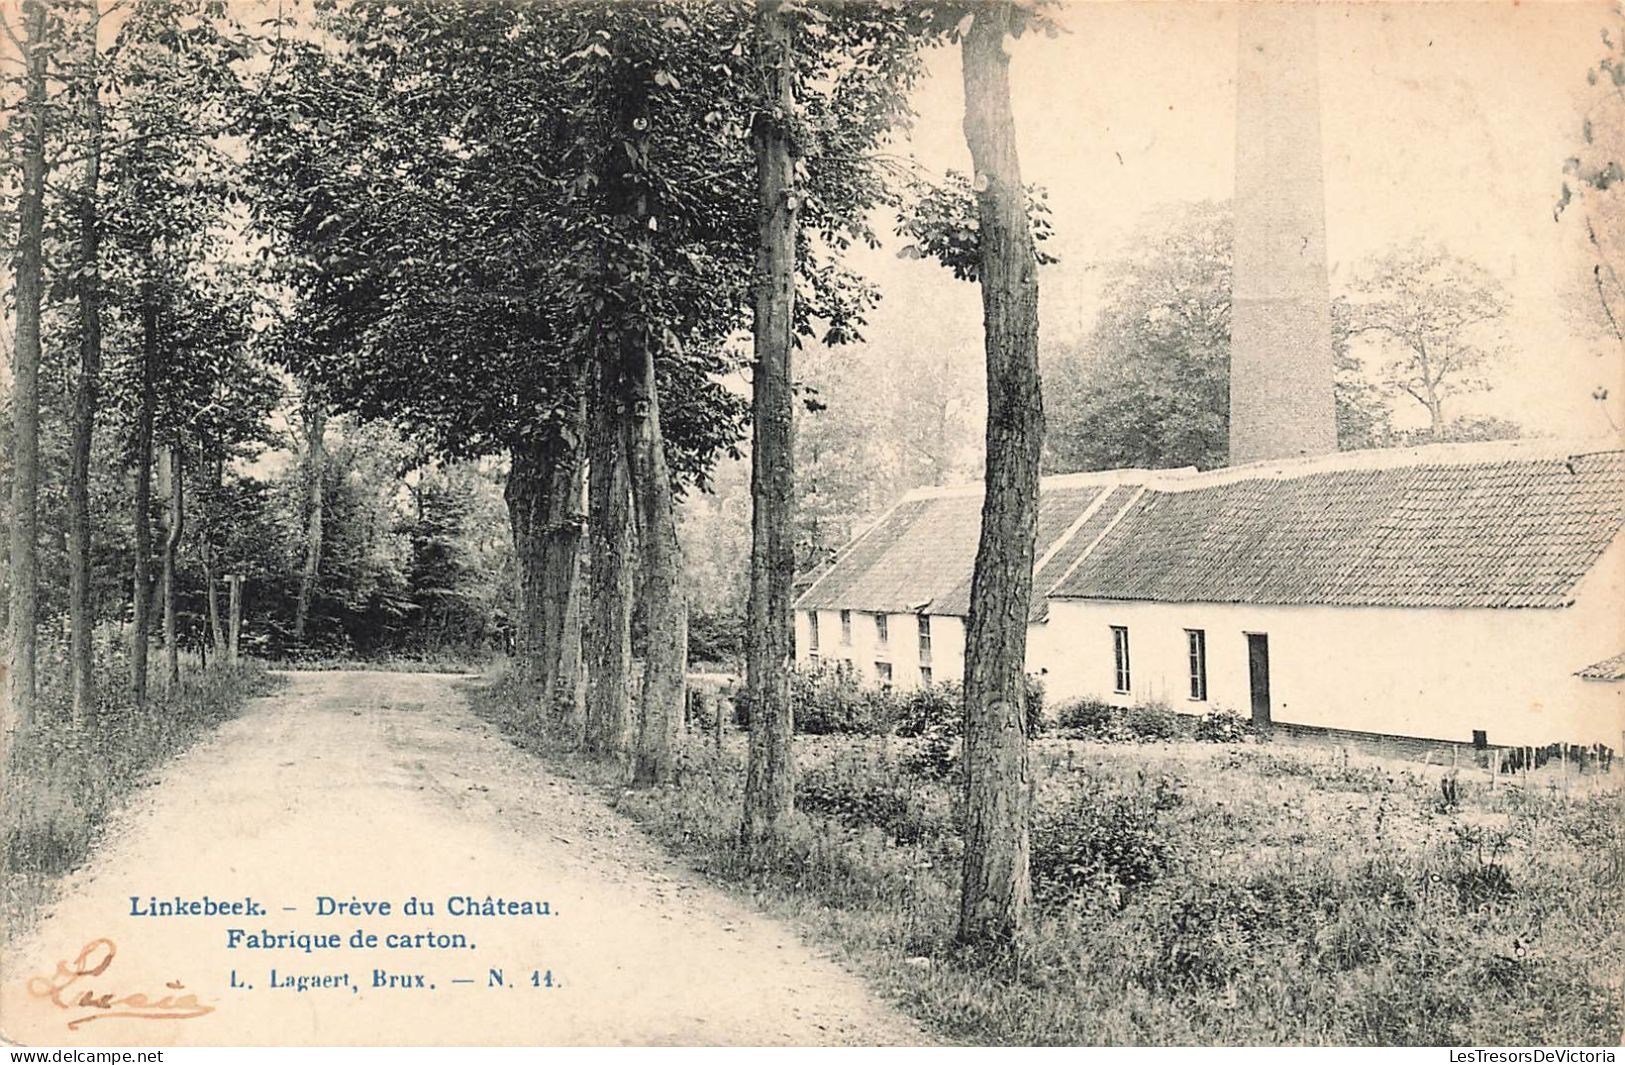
[1229,2,1338,465]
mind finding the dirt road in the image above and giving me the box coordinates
[0,671,927,1047]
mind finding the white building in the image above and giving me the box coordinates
[794,466,1161,692]
[793,439,1625,749]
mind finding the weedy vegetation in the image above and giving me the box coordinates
[1,653,280,937]
[472,664,1624,1045]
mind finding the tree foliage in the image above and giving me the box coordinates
[1341,241,1511,434]
[1043,206,1519,473]
[1556,14,1625,346]
[1045,203,1409,473]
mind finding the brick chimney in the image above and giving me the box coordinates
[1229,2,1338,465]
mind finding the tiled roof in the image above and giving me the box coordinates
[1577,651,1625,681]
[797,441,1625,618]
[1034,486,1142,596]
[795,473,1150,617]
[1050,448,1625,609]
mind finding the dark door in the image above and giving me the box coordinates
[1247,633,1271,727]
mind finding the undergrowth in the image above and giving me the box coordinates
[467,665,1624,1046]
[1,657,280,938]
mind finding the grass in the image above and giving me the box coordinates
[270,651,482,674]
[1,653,282,940]
[467,665,1625,1046]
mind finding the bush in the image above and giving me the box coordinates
[1056,697,1197,743]
[1122,701,1184,741]
[797,667,889,735]
[732,663,892,735]
[687,611,745,667]
[1057,696,1118,736]
[895,681,962,738]
[1193,705,1250,743]
[1025,675,1047,735]
[797,760,932,845]
[1030,782,1173,909]
[895,676,1046,780]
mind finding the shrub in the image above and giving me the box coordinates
[1025,674,1047,735]
[901,718,960,781]
[1056,697,1190,743]
[797,760,933,845]
[1193,705,1250,743]
[1122,701,1184,741]
[1030,783,1173,909]
[1057,696,1118,736]
[732,663,893,735]
[895,676,1046,780]
[895,681,962,739]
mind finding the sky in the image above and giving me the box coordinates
[846,0,1624,438]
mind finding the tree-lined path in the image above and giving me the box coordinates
[0,672,925,1046]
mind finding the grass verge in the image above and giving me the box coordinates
[1,660,282,940]
[270,653,481,674]
[467,667,1624,1046]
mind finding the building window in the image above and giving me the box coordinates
[1111,625,1131,693]
[1186,628,1207,701]
[808,612,820,654]
[875,661,893,690]
[917,614,932,662]
[840,610,852,645]
[874,613,889,646]
[920,665,933,687]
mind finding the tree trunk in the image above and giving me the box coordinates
[131,274,159,709]
[160,444,184,687]
[206,566,222,658]
[228,575,242,666]
[625,340,687,787]
[957,2,1043,952]
[505,423,586,725]
[596,49,685,784]
[67,3,103,725]
[584,357,634,759]
[205,459,224,657]
[294,398,325,647]
[7,0,48,741]
[742,0,799,849]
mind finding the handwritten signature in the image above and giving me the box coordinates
[26,938,215,1030]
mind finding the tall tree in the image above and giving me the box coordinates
[624,337,686,786]
[1042,202,1396,473]
[65,0,104,722]
[129,268,158,705]
[160,443,183,684]
[506,400,586,722]
[584,356,633,758]
[957,0,1043,952]
[593,43,688,784]
[91,0,254,703]
[293,393,324,647]
[742,0,798,846]
[1342,242,1509,435]
[243,3,745,731]
[6,0,50,739]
